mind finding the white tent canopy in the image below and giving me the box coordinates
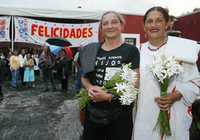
[0,0,149,19]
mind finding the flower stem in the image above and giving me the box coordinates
[154,78,171,136]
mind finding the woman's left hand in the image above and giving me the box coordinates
[89,86,112,102]
[155,90,182,111]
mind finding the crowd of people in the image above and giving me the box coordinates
[0,6,200,140]
[0,45,82,99]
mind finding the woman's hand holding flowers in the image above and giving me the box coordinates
[155,90,182,111]
[87,85,112,102]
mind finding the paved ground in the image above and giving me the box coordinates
[0,78,83,140]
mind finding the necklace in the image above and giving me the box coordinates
[148,38,168,51]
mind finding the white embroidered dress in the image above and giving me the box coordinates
[133,37,200,140]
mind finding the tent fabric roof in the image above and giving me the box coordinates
[0,6,103,20]
[0,0,145,19]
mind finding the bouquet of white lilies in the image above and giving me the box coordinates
[151,54,184,84]
[77,63,139,110]
[150,54,184,136]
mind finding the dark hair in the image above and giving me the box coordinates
[144,6,169,23]
[190,99,200,140]
[192,99,200,122]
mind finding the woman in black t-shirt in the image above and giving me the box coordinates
[80,11,140,140]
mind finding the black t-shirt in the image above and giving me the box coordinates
[92,43,140,86]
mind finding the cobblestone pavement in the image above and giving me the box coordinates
[0,79,83,140]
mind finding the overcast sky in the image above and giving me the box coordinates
[0,0,199,16]
[79,0,200,16]
[147,0,200,16]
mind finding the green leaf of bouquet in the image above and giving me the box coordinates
[154,110,171,136]
[105,88,121,96]
[160,78,169,92]
[104,72,124,89]
[76,88,90,110]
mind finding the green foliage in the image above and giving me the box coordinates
[76,65,134,109]
[155,81,172,136]
[154,110,171,136]
[104,72,124,89]
[76,73,124,110]
[103,72,124,96]
[76,89,90,110]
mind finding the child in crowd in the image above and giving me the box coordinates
[23,53,35,87]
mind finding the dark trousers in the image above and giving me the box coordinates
[61,77,68,91]
[0,84,3,97]
[75,69,82,92]
[34,70,40,78]
[19,67,25,86]
[83,108,133,140]
[43,68,56,90]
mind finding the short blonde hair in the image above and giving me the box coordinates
[99,11,125,41]
[100,11,125,29]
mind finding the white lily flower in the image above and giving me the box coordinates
[112,63,139,105]
[151,54,183,83]
[114,83,127,93]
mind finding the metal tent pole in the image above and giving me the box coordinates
[11,16,14,51]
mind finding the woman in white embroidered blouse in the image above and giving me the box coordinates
[133,6,200,140]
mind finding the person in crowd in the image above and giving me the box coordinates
[2,53,11,81]
[32,50,40,81]
[133,6,200,140]
[39,46,56,92]
[56,49,69,92]
[0,53,6,100]
[23,53,35,88]
[18,49,26,87]
[80,11,140,140]
[9,50,21,89]
[65,47,73,75]
[0,80,3,101]
[73,48,82,93]
[4,51,12,81]
[190,99,200,140]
